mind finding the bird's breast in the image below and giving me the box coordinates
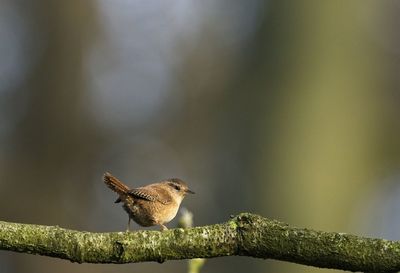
[122,198,180,227]
[159,202,180,224]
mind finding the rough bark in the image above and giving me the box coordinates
[0,213,398,272]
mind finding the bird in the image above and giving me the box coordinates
[103,172,194,231]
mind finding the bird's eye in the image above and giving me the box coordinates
[169,183,181,191]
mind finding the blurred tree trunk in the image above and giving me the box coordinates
[254,1,387,272]
[1,1,101,273]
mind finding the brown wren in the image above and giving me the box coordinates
[103,172,194,231]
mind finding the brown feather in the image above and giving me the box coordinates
[129,186,172,205]
[128,189,157,201]
[103,172,130,196]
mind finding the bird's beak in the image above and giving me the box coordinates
[186,189,195,194]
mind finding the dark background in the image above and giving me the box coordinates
[1,1,400,273]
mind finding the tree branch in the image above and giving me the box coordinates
[0,213,398,271]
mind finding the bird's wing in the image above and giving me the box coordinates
[128,187,172,205]
[128,188,157,201]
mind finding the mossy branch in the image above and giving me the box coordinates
[0,213,399,272]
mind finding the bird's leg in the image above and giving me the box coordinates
[126,216,131,232]
[159,224,168,231]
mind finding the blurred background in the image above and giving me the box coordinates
[1,0,400,272]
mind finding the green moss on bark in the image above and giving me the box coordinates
[0,213,399,272]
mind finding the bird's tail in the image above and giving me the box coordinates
[103,172,130,201]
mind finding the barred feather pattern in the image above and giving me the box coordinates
[129,189,157,202]
[103,172,130,195]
